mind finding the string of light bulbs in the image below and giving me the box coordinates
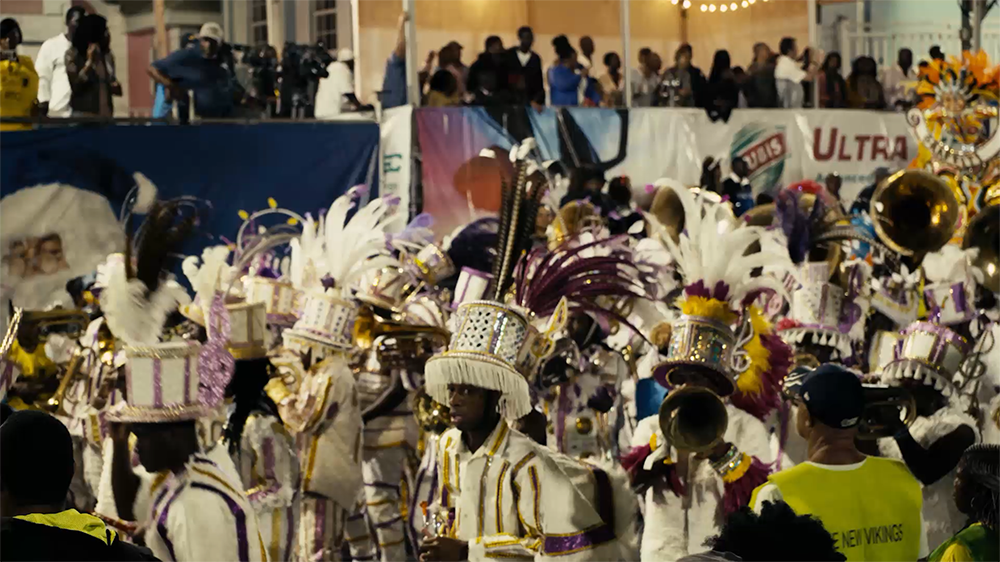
[671,0,768,12]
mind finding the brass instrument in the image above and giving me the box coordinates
[21,309,91,341]
[414,389,451,435]
[857,384,918,440]
[870,169,960,261]
[962,202,1000,293]
[45,347,85,414]
[658,385,729,453]
[548,200,604,249]
[48,324,116,415]
[355,306,450,370]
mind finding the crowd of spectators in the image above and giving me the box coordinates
[382,22,931,118]
[0,7,941,126]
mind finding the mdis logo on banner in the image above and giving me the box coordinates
[730,123,789,197]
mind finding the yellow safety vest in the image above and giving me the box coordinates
[752,458,922,562]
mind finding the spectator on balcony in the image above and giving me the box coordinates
[0,18,38,131]
[467,35,510,104]
[847,55,886,110]
[380,12,409,109]
[599,52,624,107]
[65,14,120,118]
[315,48,368,118]
[548,35,599,107]
[149,22,234,119]
[705,49,739,121]
[930,45,945,61]
[579,36,595,72]
[882,48,917,111]
[660,44,704,108]
[425,69,460,107]
[818,52,847,108]
[35,6,85,118]
[438,41,467,100]
[775,37,818,108]
[506,26,544,106]
[630,46,652,89]
[633,52,662,107]
[746,42,778,108]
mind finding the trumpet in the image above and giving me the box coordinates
[45,347,86,415]
[21,309,91,341]
[658,385,729,453]
[355,306,450,370]
[857,385,917,440]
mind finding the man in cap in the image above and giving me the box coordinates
[751,364,928,561]
[1,410,157,561]
[148,22,235,118]
[315,47,367,119]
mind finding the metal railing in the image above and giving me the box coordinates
[837,20,1000,66]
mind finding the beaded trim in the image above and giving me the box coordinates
[125,342,200,359]
[710,444,750,482]
[106,403,209,423]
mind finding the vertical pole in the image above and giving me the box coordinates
[972,0,983,52]
[808,0,818,108]
[404,0,420,107]
[351,0,362,98]
[153,0,168,58]
[222,0,233,44]
[621,0,632,107]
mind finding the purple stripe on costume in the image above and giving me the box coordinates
[183,356,191,405]
[285,505,295,559]
[125,363,134,403]
[157,487,185,561]
[542,524,616,555]
[262,437,276,479]
[153,359,163,407]
[193,456,218,467]
[315,497,327,552]
[190,483,250,562]
[373,515,403,529]
[365,481,400,491]
[347,511,367,522]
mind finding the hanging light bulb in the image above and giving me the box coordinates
[742,0,748,6]
[683,0,692,8]
[720,4,727,11]
[700,3,708,10]
[731,2,738,8]
[749,0,755,3]
[708,3,716,11]
[671,0,679,5]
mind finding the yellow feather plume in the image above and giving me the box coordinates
[680,296,738,325]
[735,306,774,396]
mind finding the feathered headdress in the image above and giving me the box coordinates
[645,179,791,406]
[101,200,200,346]
[425,140,547,420]
[282,187,405,355]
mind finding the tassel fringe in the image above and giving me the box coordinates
[425,356,531,420]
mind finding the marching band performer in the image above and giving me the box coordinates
[624,179,792,561]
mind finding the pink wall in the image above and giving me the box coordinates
[127,30,154,116]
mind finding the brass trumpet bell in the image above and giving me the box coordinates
[355,306,450,369]
[548,200,604,249]
[962,202,1000,294]
[870,170,960,260]
[414,389,452,435]
[658,385,729,453]
[857,384,918,440]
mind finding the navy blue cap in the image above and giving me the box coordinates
[797,363,864,429]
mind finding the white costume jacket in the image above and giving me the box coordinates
[631,405,774,561]
[434,422,630,561]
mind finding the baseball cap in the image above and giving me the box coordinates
[198,22,224,43]
[337,48,354,62]
[797,363,864,429]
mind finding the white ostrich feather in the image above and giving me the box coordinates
[289,213,325,291]
[180,245,234,323]
[923,245,978,283]
[648,178,791,306]
[102,259,185,346]
[323,195,404,294]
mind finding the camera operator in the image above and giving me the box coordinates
[240,44,278,117]
[315,48,371,119]
[148,22,235,119]
[276,42,331,118]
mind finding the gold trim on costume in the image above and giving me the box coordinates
[495,460,511,534]
[528,466,541,535]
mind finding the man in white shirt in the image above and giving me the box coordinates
[315,48,361,119]
[35,6,85,117]
[774,37,818,108]
[881,48,917,110]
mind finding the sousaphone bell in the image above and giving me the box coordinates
[658,385,729,453]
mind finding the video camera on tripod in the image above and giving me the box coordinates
[277,41,334,118]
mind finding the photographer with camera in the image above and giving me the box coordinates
[148,22,234,119]
[315,48,370,119]
[275,42,330,118]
